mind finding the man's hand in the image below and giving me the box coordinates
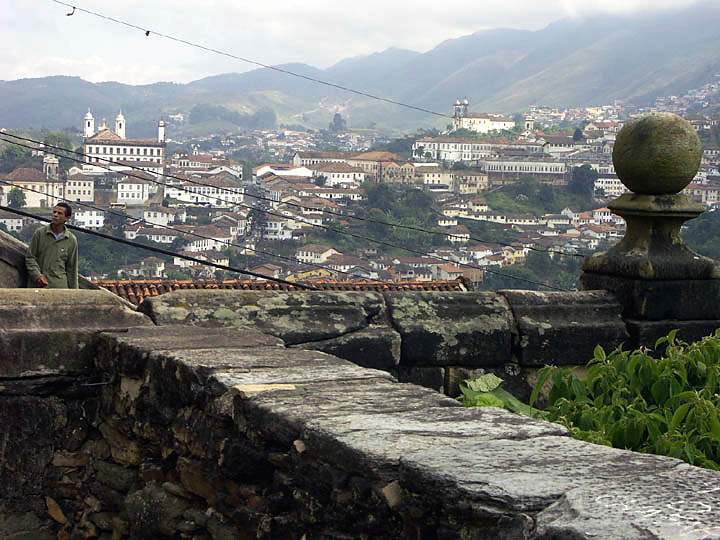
[36,275,49,287]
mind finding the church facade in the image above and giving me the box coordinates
[81,110,166,176]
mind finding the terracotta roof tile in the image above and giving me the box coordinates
[95,278,469,305]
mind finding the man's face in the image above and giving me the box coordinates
[52,206,69,226]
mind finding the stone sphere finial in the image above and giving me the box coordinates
[612,112,702,195]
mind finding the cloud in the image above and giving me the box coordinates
[0,0,703,84]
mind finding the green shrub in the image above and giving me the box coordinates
[530,330,720,470]
[460,330,720,470]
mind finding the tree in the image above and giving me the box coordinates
[0,144,37,173]
[573,127,584,141]
[43,131,76,171]
[329,113,347,132]
[315,175,327,187]
[366,183,394,212]
[7,187,26,209]
[568,164,598,202]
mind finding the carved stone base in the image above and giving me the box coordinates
[581,272,720,321]
[625,319,720,349]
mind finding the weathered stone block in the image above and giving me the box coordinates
[0,509,55,540]
[397,367,445,393]
[534,462,720,539]
[125,482,190,537]
[582,273,720,321]
[0,330,98,378]
[0,396,66,509]
[291,325,400,370]
[0,289,150,331]
[500,290,629,367]
[95,325,284,377]
[140,290,387,345]
[625,319,720,349]
[94,461,137,493]
[385,292,513,367]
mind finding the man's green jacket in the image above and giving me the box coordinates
[25,225,79,289]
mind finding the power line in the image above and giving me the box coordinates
[0,205,317,290]
[0,177,384,284]
[3,132,589,259]
[49,0,452,120]
[0,134,568,291]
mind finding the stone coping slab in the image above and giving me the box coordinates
[500,290,629,366]
[103,325,720,539]
[0,289,150,331]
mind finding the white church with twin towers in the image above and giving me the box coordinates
[80,109,167,177]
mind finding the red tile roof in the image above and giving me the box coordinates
[95,278,470,305]
[4,168,46,182]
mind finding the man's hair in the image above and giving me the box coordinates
[55,202,72,218]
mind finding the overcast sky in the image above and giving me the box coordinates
[0,0,702,85]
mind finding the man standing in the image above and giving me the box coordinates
[25,202,79,289]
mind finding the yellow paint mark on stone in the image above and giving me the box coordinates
[233,383,297,398]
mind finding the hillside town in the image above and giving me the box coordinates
[1,90,720,288]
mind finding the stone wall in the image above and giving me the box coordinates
[2,317,720,539]
[139,289,629,399]
[0,290,150,539]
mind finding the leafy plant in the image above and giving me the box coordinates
[529,330,720,470]
[458,373,545,419]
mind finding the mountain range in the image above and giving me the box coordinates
[1,2,719,135]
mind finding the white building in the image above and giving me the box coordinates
[311,162,366,188]
[417,169,454,192]
[143,206,185,227]
[65,173,95,202]
[483,159,566,177]
[117,176,157,205]
[295,244,340,264]
[73,209,105,230]
[594,175,628,198]
[0,209,24,232]
[413,137,542,163]
[163,175,243,207]
[2,157,65,208]
[82,109,166,175]
[451,99,515,134]
[178,225,233,252]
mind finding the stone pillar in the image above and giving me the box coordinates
[582,112,720,346]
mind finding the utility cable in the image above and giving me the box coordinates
[0,205,317,290]
[49,0,452,120]
[1,135,568,290]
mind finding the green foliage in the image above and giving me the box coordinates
[458,374,545,419]
[307,184,446,255]
[7,187,26,209]
[328,113,347,132]
[43,131,77,171]
[531,331,720,470]
[486,177,590,216]
[375,129,440,160]
[478,251,581,291]
[75,232,175,276]
[685,210,720,260]
[0,142,39,173]
[568,164,598,203]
